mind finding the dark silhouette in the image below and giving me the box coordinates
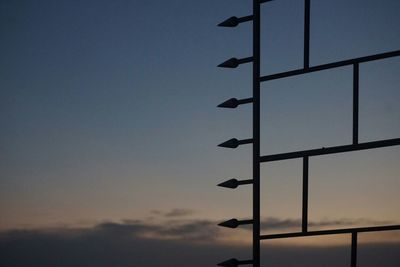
[1,222,399,266]
[216,0,400,266]
[218,178,252,189]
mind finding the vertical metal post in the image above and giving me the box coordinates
[353,63,359,144]
[302,156,309,233]
[304,0,310,69]
[351,232,358,267]
[252,0,261,266]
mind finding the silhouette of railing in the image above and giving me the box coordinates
[216,1,400,266]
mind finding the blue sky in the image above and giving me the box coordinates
[1,0,400,265]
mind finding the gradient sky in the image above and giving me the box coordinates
[1,0,400,265]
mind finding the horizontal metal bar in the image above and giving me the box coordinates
[260,225,400,240]
[238,138,254,145]
[237,15,254,23]
[238,56,254,64]
[238,179,253,185]
[260,138,400,162]
[239,259,254,265]
[260,0,274,3]
[238,97,254,105]
[241,219,255,225]
[260,50,400,82]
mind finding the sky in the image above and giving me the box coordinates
[0,0,400,266]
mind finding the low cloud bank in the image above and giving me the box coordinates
[1,218,399,266]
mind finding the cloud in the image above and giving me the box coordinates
[1,217,394,243]
[150,210,163,215]
[89,217,396,243]
[150,208,195,218]
[155,220,218,241]
[0,219,399,267]
[164,208,194,217]
[88,219,220,243]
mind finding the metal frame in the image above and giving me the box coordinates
[216,1,400,266]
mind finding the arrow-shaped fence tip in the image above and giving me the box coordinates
[218,16,239,27]
[218,138,239,148]
[218,58,239,68]
[218,179,239,189]
[218,98,239,108]
[218,219,239,228]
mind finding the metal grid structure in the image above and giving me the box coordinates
[216,1,400,266]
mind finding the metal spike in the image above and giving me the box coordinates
[218,16,239,27]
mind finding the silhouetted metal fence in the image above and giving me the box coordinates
[217,1,400,266]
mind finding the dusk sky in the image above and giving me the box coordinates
[1,0,399,266]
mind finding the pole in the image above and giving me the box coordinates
[252,0,261,266]
[353,63,359,144]
[302,156,309,233]
[351,232,358,267]
[304,0,310,69]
